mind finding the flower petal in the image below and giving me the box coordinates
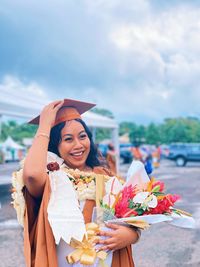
[132,192,149,204]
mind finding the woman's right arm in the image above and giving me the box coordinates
[23,100,64,198]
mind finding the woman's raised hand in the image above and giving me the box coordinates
[23,100,64,198]
[39,100,64,129]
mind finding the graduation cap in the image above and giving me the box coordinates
[29,99,96,126]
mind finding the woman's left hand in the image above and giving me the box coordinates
[97,223,139,251]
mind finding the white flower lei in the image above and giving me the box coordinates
[11,169,25,226]
[11,152,109,227]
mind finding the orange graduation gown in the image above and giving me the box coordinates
[23,166,135,267]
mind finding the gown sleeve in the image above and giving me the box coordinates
[23,176,58,267]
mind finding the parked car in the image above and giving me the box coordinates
[97,143,108,157]
[120,143,133,164]
[167,143,200,166]
[160,144,170,158]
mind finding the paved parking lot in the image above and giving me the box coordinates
[132,161,200,267]
[0,160,200,267]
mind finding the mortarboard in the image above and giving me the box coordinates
[29,98,96,126]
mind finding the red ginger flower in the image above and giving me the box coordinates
[115,197,129,218]
[145,194,180,215]
[115,199,138,218]
[115,185,138,218]
[121,185,136,199]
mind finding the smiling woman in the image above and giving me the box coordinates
[48,119,100,170]
[59,120,91,169]
[22,98,139,267]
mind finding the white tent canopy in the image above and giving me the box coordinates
[0,88,118,129]
[0,88,119,170]
[1,136,24,150]
[0,136,25,161]
[0,102,118,129]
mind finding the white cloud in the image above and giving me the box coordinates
[0,75,49,108]
[84,0,150,16]
[0,1,200,123]
[109,5,200,83]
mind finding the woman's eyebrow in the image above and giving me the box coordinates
[79,130,86,135]
[62,131,86,138]
[62,133,73,137]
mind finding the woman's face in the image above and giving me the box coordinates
[58,120,91,170]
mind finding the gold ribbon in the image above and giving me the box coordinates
[66,223,107,266]
[171,208,192,217]
[126,219,150,230]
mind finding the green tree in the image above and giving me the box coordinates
[145,123,161,144]
[2,116,200,145]
[91,108,115,142]
[129,125,146,145]
[1,121,37,143]
[119,122,137,136]
[92,108,114,118]
[161,118,188,143]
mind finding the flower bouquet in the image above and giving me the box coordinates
[96,161,195,230]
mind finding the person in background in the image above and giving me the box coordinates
[144,154,153,175]
[132,144,153,175]
[95,143,108,167]
[106,143,117,174]
[0,149,5,164]
[152,145,161,168]
[131,144,143,161]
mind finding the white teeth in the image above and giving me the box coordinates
[71,152,84,156]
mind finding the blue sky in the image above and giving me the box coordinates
[0,0,200,123]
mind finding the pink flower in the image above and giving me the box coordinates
[168,194,180,204]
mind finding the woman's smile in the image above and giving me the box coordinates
[69,150,85,159]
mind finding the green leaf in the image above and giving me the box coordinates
[128,199,137,209]
[153,192,165,196]
[135,208,144,215]
[151,185,160,192]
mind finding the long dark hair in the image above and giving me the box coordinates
[48,119,101,168]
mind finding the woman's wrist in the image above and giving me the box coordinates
[35,125,51,141]
[37,125,51,135]
[35,132,50,140]
[132,228,141,244]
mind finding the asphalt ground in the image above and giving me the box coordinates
[0,160,199,267]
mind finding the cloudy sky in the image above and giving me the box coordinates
[0,0,200,123]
